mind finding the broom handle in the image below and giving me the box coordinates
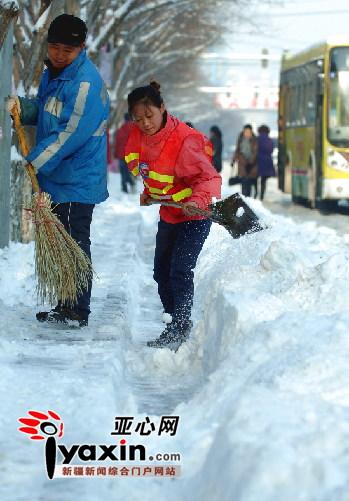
[12,105,41,193]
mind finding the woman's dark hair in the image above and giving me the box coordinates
[258,124,270,134]
[127,80,164,115]
[210,125,222,138]
[243,124,253,131]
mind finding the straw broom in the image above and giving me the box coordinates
[12,105,93,306]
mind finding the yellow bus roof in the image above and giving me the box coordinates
[281,38,349,71]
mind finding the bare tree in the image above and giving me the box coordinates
[86,0,249,122]
[13,0,259,113]
[0,1,19,49]
[14,0,63,92]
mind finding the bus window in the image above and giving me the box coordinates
[328,47,349,147]
[300,83,306,125]
[287,86,293,126]
[291,85,298,126]
[305,81,316,125]
[285,86,291,127]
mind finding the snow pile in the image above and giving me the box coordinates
[0,173,348,501]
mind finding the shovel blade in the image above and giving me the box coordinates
[209,193,263,239]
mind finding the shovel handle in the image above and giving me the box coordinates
[12,105,40,193]
[150,200,212,218]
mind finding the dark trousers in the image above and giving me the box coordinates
[260,176,268,200]
[241,178,253,197]
[153,219,211,323]
[241,178,258,198]
[119,159,135,193]
[52,202,95,319]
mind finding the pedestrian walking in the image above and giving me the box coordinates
[232,124,258,197]
[209,125,223,173]
[114,113,136,193]
[257,125,275,200]
[7,14,109,327]
[125,81,221,350]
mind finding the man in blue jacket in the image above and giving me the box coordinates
[7,14,109,327]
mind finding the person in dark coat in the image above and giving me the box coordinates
[232,124,258,197]
[209,125,223,173]
[257,125,275,200]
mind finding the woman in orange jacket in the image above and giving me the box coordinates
[125,81,221,349]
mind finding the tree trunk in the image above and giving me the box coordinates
[10,160,34,243]
[0,2,18,50]
[65,0,80,15]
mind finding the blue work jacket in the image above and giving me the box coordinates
[21,49,109,204]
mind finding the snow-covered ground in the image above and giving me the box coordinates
[1,172,349,501]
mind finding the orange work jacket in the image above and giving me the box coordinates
[124,120,213,204]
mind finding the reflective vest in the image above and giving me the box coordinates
[125,121,213,203]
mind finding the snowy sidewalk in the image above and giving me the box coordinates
[1,173,349,501]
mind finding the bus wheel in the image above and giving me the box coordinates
[318,199,338,214]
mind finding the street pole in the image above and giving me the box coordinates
[0,23,13,248]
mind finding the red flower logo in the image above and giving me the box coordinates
[18,410,64,440]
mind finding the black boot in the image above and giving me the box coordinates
[36,307,88,328]
[36,305,62,322]
[147,319,193,351]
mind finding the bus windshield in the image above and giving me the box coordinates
[328,47,349,147]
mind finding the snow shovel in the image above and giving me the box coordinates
[152,193,264,239]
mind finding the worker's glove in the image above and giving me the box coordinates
[5,95,21,117]
[181,201,199,216]
[140,192,152,206]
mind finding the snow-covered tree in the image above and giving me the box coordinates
[0,1,19,49]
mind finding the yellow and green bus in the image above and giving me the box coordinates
[278,39,349,208]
